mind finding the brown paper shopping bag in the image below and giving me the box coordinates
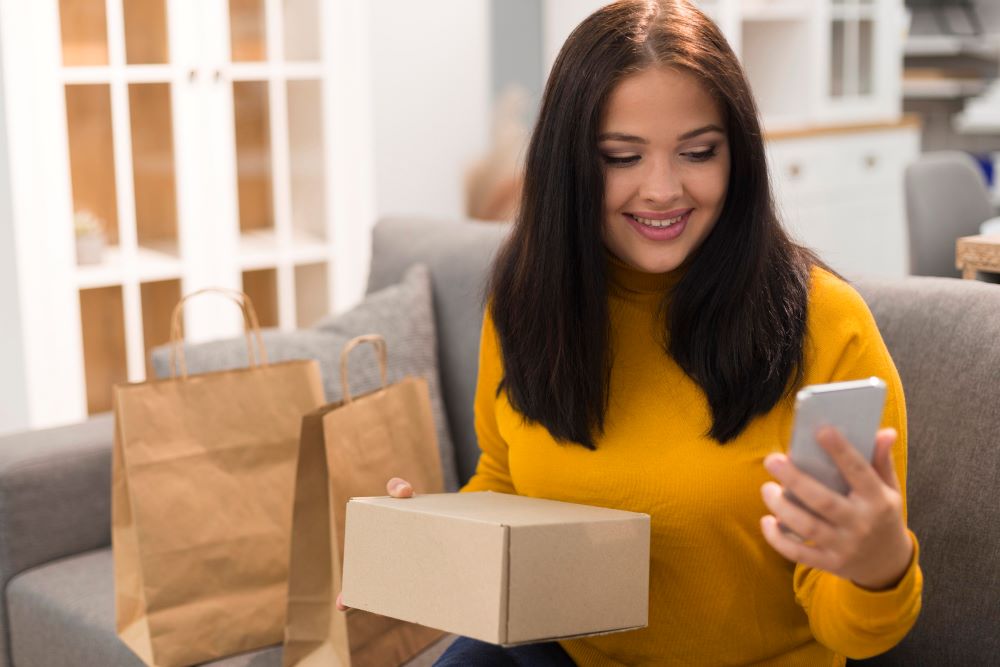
[283,334,446,667]
[113,288,325,667]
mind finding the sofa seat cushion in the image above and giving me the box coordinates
[7,548,455,667]
[6,548,281,666]
[7,549,454,667]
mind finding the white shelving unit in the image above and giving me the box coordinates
[903,76,987,99]
[0,0,376,432]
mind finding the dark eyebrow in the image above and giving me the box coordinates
[598,124,725,144]
[678,124,725,140]
[598,132,649,144]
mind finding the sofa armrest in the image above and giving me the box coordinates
[0,413,113,591]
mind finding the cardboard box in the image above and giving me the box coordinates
[341,491,650,646]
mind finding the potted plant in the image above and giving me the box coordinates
[74,209,106,265]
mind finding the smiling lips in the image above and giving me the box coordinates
[627,209,692,229]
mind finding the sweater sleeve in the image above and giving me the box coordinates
[792,273,923,659]
[459,308,517,494]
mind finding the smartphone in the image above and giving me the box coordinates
[780,377,887,535]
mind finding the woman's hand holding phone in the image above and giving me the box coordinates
[759,427,914,591]
[335,477,414,612]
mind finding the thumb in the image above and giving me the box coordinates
[872,428,900,491]
[386,477,414,498]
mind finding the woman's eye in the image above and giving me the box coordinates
[684,147,717,162]
[601,154,640,167]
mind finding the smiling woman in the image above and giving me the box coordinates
[598,67,730,274]
[434,1,923,666]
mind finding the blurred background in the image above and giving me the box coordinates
[1,0,999,436]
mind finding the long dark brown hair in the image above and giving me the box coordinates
[488,0,824,449]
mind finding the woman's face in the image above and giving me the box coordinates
[599,66,730,274]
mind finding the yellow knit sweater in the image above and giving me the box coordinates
[461,258,922,666]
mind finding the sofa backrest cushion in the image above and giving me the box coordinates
[851,276,1000,665]
[367,218,511,485]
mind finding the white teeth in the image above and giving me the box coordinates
[632,213,684,228]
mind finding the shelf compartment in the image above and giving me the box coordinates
[123,0,169,65]
[858,19,873,96]
[233,80,275,233]
[295,262,328,328]
[905,35,999,59]
[742,19,812,128]
[903,68,987,99]
[129,83,179,247]
[284,0,320,62]
[287,79,327,242]
[80,285,128,414]
[829,16,876,100]
[242,268,279,328]
[75,242,182,289]
[230,0,267,62]
[239,229,279,270]
[62,65,175,84]
[59,0,109,66]
[226,62,325,81]
[290,229,329,264]
[141,278,182,378]
[830,5,876,21]
[136,241,183,282]
[65,84,120,248]
[76,245,123,289]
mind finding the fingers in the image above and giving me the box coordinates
[815,427,883,498]
[335,592,349,612]
[760,515,836,572]
[763,454,852,525]
[760,482,839,546]
[871,428,900,491]
[386,477,414,498]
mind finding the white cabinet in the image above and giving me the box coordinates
[767,123,920,278]
[698,0,917,278]
[0,0,375,433]
[696,0,904,130]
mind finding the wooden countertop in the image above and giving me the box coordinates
[765,114,922,141]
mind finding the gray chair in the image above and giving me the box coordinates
[904,151,994,278]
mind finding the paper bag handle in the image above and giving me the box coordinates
[168,288,269,379]
[340,334,389,403]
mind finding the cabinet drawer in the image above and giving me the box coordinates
[767,128,918,200]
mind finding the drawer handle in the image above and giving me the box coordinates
[864,155,878,169]
[788,163,802,178]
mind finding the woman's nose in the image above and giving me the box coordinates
[639,161,682,204]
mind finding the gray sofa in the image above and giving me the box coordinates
[1,217,998,666]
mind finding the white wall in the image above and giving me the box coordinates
[0,36,29,435]
[368,0,491,221]
[542,0,608,74]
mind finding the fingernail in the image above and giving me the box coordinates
[392,482,410,494]
[763,454,783,473]
[761,484,779,503]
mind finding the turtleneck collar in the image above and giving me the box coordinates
[606,250,685,296]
